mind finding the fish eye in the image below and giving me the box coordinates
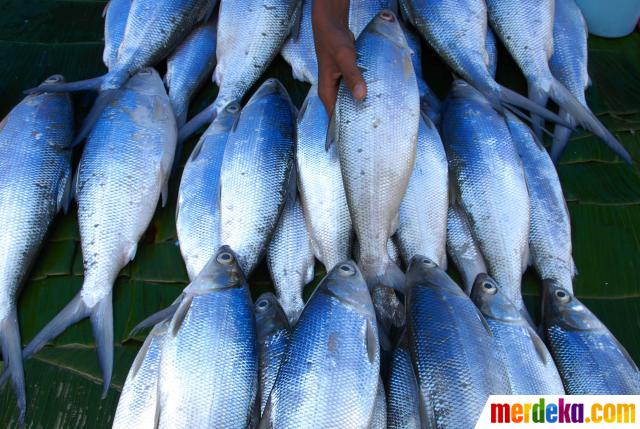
[45,75,62,83]
[216,251,234,264]
[256,298,271,311]
[226,104,239,113]
[422,258,436,268]
[554,289,571,303]
[482,281,498,295]
[338,264,355,276]
[380,10,395,21]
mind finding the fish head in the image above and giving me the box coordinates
[406,255,464,296]
[471,274,522,323]
[365,10,411,52]
[125,68,166,96]
[209,101,241,134]
[185,245,247,293]
[247,78,290,105]
[319,261,375,317]
[255,292,289,340]
[542,280,603,331]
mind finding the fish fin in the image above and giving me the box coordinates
[90,293,113,398]
[390,212,400,236]
[125,242,137,262]
[188,135,207,163]
[297,87,313,120]
[398,0,413,23]
[169,294,194,336]
[160,177,169,208]
[366,319,378,363]
[548,79,632,164]
[102,0,110,18]
[24,76,104,95]
[178,102,218,144]
[129,323,166,378]
[57,167,73,214]
[526,325,549,365]
[498,85,571,128]
[129,298,182,337]
[550,109,575,164]
[169,140,184,180]
[474,305,494,337]
[0,310,26,423]
[72,89,119,147]
[368,273,405,335]
[527,82,550,139]
[71,165,80,202]
[288,0,303,40]
[304,260,315,285]
[325,109,337,151]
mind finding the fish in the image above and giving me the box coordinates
[0,75,73,421]
[165,17,218,127]
[505,114,576,294]
[543,281,640,394]
[446,204,487,295]
[349,0,395,40]
[112,322,168,429]
[549,0,590,162]
[386,338,421,429]
[266,196,315,324]
[442,80,530,311]
[485,28,498,79]
[16,68,176,395]
[256,293,290,417]
[220,79,296,276]
[281,0,317,84]
[332,10,419,330]
[156,247,257,428]
[406,256,511,428]
[471,274,565,394]
[30,0,216,146]
[399,0,568,125]
[179,0,301,141]
[369,379,387,429]
[395,113,448,269]
[259,261,379,428]
[485,0,631,163]
[102,0,132,69]
[401,22,442,123]
[176,102,240,281]
[296,86,353,272]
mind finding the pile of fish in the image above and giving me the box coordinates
[0,0,637,427]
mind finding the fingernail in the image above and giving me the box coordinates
[354,83,366,100]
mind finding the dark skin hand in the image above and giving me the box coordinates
[312,0,367,116]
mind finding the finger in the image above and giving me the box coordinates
[318,69,338,117]
[335,46,367,101]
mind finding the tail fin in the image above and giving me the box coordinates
[24,76,104,95]
[547,79,632,164]
[18,292,114,394]
[360,260,406,339]
[177,102,218,144]
[527,82,550,139]
[550,109,575,164]
[498,85,571,128]
[0,310,26,423]
[72,89,119,147]
[129,297,182,337]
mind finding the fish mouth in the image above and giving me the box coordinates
[248,78,288,102]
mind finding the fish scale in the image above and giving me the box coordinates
[446,204,487,295]
[387,344,421,429]
[103,0,132,69]
[281,0,317,83]
[0,77,73,420]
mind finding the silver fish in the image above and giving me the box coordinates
[446,204,487,295]
[505,114,576,294]
[266,196,315,324]
[260,261,379,428]
[256,293,290,417]
[220,79,295,276]
[165,17,218,127]
[103,0,132,69]
[0,76,73,420]
[179,0,301,140]
[395,113,448,269]
[386,339,421,429]
[399,0,565,123]
[549,0,590,162]
[296,86,353,272]
[401,23,442,123]
[33,0,216,146]
[333,11,419,329]
[112,322,168,429]
[176,102,240,281]
[406,256,511,428]
[442,80,530,310]
[281,0,317,83]
[369,379,387,429]
[471,274,565,394]
[543,281,640,394]
[353,238,401,267]
[18,69,176,395]
[157,247,257,428]
[485,0,630,163]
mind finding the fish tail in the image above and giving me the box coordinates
[177,100,220,144]
[548,79,632,164]
[496,84,571,128]
[90,293,113,398]
[550,109,575,164]
[527,81,550,139]
[360,259,406,339]
[0,310,26,423]
[23,76,104,95]
[71,89,119,147]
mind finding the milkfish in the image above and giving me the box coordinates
[332,10,419,331]
[485,0,631,163]
[259,261,379,428]
[15,68,176,395]
[386,337,421,429]
[0,76,73,420]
